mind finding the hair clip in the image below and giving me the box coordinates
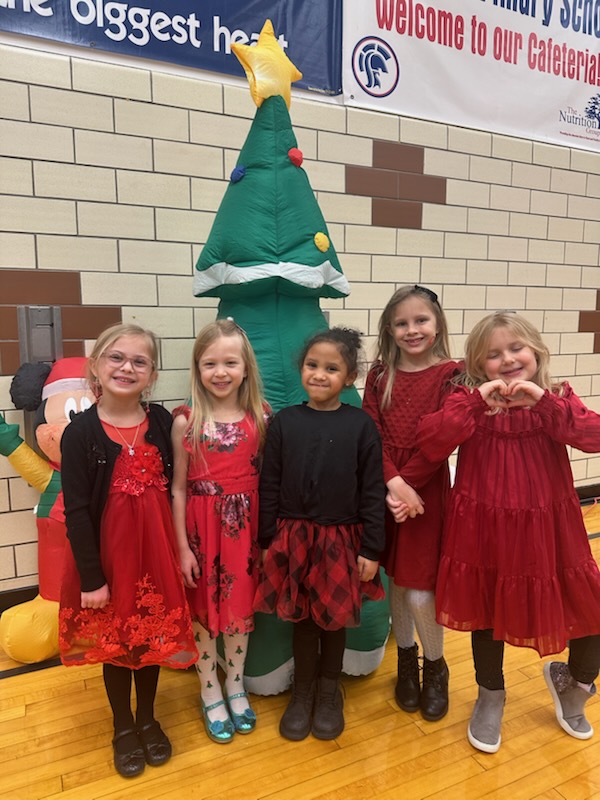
[413,285,439,305]
[225,316,247,335]
[493,309,517,315]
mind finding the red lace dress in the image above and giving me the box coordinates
[417,385,600,656]
[174,407,264,638]
[60,420,197,669]
[362,360,460,589]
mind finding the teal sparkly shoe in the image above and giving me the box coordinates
[226,691,257,734]
[201,699,235,744]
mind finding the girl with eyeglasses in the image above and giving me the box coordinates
[59,323,196,778]
[362,285,459,722]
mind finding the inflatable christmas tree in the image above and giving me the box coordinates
[194,19,352,412]
[194,20,389,693]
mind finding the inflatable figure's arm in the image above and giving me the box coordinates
[0,412,53,493]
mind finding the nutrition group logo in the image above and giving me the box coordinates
[351,36,399,98]
[558,94,600,144]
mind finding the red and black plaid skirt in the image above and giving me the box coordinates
[254,518,385,631]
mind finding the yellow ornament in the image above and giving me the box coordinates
[314,232,330,252]
[232,19,302,109]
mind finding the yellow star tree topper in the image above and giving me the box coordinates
[231,19,302,109]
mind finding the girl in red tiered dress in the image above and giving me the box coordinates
[171,320,269,744]
[60,323,196,779]
[362,285,459,722]
[417,312,600,753]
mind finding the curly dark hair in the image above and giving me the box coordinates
[298,327,362,374]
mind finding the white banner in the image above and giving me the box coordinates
[343,0,600,151]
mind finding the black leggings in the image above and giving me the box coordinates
[103,663,160,733]
[472,629,600,689]
[293,617,346,682]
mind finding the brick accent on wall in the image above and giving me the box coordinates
[579,290,600,354]
[0,269,122,375]
[345,141,447,230]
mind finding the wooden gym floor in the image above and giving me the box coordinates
[1,501,599,800]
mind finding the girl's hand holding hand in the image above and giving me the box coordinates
[386,493,409,523]
[357,556,379,582]
[180,547,200,589]
[81,584,110,609]
[387,475,424,518]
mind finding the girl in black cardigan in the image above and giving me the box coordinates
[59,323,196,778]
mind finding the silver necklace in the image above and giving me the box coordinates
[101,411,142,456]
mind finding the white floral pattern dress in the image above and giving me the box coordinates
[173,406,266,637]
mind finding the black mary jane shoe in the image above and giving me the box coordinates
[138,720,172,767]
[112,728,145,778]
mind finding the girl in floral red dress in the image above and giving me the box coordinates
[417,312,600,753]
[60,323,197,779]
[171,319,269,744]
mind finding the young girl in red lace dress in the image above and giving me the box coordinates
[171,319,269,744]
[362,285,459,722]
[417,312,600,753]
[60,323,196,778]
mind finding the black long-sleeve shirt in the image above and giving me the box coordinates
[258,403,385,561]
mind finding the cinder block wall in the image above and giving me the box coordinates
[1,39,599,594]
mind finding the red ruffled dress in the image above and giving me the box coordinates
[60,419,197,669]
[362,360,460,590]
[417,384,600,656]
[174,407,264,638]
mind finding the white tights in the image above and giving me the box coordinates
[389,583,444,661]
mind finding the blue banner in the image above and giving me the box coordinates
[0,0,342,95]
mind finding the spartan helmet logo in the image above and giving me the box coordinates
[352,37,400,98]
[359,42,390,88]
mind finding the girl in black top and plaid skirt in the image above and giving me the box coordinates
[255,328,386,740]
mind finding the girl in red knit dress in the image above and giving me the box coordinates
[417,312,600,753]
[60,323,197,779]
[171,320,269,744]
[362,285,459,722]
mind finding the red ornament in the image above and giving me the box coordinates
[288,147,303,167]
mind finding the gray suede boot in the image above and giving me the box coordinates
[467,686,506,753]
[544,661,596,740]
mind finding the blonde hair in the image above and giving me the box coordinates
[187,319,266,459]
[462,312,554,391]
[375,285,451,408]
[88,322,158,399]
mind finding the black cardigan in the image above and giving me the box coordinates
[60,403,173,592]
[258,403,385,560]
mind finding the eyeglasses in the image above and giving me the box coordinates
[101,351,154,372]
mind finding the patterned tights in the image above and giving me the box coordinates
[193,620,250,721]
[389,583,444,661]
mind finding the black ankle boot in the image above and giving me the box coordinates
[395,643,420,712]
[421,656,449,721]
[312,676,344,740]
[279,679,316,741]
